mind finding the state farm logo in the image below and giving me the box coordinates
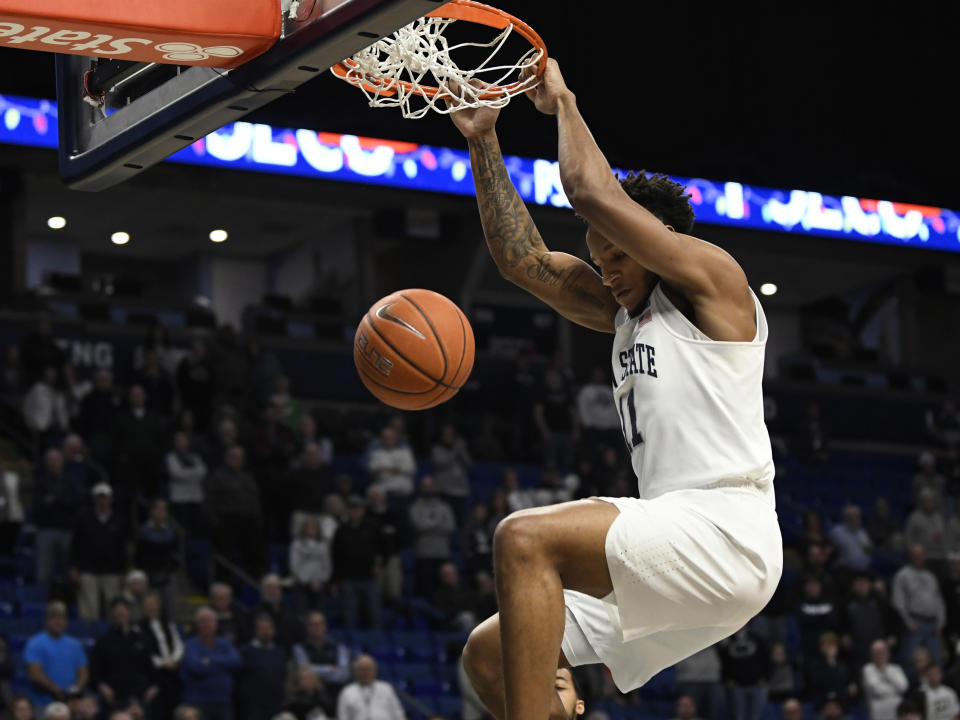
[154,42,242,62]
[0,21,246,63]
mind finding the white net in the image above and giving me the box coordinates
[333,14,543,119]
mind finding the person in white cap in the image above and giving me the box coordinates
[71,483,127,621]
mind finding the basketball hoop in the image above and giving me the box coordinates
[331,0,547,119]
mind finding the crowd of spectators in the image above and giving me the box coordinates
[2,317,960,720]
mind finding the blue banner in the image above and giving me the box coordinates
[3,93,958,253]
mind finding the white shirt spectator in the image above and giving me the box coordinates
[165,449,207,504]
[289,537,332,586]
[924,683,960,720]
[863,661,909,720]
[22,377,69,433]
[576,375,621,430]
[367,428,416,497]
[336,680,406,720]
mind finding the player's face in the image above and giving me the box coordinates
[585,227,658,314]
[554,668,584,719]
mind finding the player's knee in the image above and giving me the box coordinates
[493,511,545,565]
[462,625,499,689]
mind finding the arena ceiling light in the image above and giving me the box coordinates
[46,216,66,229]
[111,231,130,245]
[209,229,228,243]
[760,282,778,296]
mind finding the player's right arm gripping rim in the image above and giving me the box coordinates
[455,105,620,334]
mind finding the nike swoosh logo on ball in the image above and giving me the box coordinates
[376,302,426,339]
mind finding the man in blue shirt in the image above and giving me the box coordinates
[24,601,88,707]
[180,606,240,720]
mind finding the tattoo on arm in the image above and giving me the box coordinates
[468,136,545,270]
[525,254,607,309]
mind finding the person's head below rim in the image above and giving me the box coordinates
[555,667,585,720]
[584,171,695,317]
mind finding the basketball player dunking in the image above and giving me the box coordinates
[448,59,783,720]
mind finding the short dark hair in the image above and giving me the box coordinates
[618,171,695,234]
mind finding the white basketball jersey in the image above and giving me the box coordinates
[611,283,774,499]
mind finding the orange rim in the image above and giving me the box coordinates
[332,0,548,100]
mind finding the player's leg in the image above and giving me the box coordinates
[492,498,620,720]
[462,613,571,720]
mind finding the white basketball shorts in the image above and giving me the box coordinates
[560,483,782,692]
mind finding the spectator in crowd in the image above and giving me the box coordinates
[801,512,835,563]
[797,574,842,663]
[529,467,574,508]
[430,424,473,522]
[180,607,241,720]
[33,447,80,587]
[867,497,904,553]
[806,632,858,710]
[461,502,494,577]
[165,431,208,536]
[249,401,298,541]
[408,475,457,596]
[209,583,250,647]
[41,702,69,720]
[802,542,839,603]
[487,488,509,533]
[335,655,405,720]
[71,483,127,621]
[90,597,156,717]
[173,705,203,720]
[366,485,406,608]
[268,375,299,430]
[285,666,333,720]
[921,664,960,720]
[135,498,180,615]
[207,419,239,471]
[367,426,416,498]
[910,646,933,690]
[8,696,34,720]
[292,612,351,700]
[432,562,476,633]
[719,625,767,720]
[845,571,902,668]
[289,516,332,615]
[139,590,184,720]
[254,574,301,651]
[205,445,266,580]
[575,366,621,460]
[79,369,122,465]
[767,641,798,704]
[292,413,332,461]
[830,504,873,574]
[0,344,25,405]
[863,639,909,720]
[236,614,287,720]
[331,495,381,630]
[288,442,334,528]
[914,452,948,508]
[112,384,166,505]
[0,457,23,556]
[177,339,215,433]
[892,545,946,665]
[781,698,803,720]
[670,695,703,720]
[120,571,149,624]
[501,467,534,514]
[24,602,88,708]
[61,362,92,424]
[472,570,498,626]
[532,368,578,473]
[133,349,175,420]
[61,434,105,500]
[927,402,960,450]
[674,645,723,720]
[23,365,69,449]
[906,489,951,579]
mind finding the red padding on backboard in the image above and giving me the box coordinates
[0,0,281,68]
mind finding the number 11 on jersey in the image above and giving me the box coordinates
[619,391,644,450]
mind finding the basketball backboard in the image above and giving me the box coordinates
[55,0,443,191]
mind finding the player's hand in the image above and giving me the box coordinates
[522,58,573,115]
[445,79,501,139]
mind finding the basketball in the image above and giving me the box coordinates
[354,289,475,410]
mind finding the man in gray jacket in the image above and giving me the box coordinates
[408,475,456,596]
[892,545,946,666]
